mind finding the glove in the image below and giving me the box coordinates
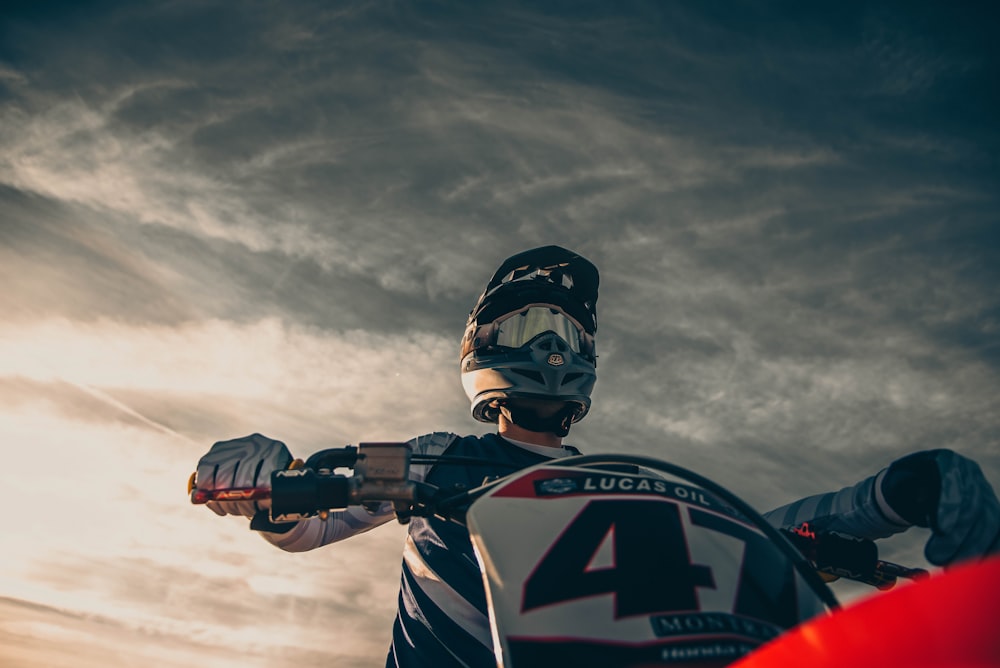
[195,433,293,518]
[881,449,1000,566]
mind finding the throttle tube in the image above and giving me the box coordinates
[784,525,879,580]
[270,468,351,521]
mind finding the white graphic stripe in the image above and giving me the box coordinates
[402,534,493,649]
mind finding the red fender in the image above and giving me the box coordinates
[733,556,1000,668]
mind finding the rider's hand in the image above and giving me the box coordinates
[881,449,1000,566]
[195,433,293,518]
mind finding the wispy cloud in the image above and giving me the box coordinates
[0,317,466,440]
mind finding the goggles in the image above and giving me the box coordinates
[466,305,595,359]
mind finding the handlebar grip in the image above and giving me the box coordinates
[270,468,352,521]
[190,486,271,505]
[784,524,929,590]
[785,524,881,582]
[188,458,305,505]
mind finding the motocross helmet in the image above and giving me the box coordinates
[460,245,598,433]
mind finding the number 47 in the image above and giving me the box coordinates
[522,499,799,628]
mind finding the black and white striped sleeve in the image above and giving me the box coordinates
[762,469,912,539]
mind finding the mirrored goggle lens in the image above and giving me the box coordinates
[494,307,583,352]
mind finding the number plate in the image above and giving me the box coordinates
[466,465,826,667]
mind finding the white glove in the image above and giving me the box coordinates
[195,433,293,518]
[882,449,1000,566]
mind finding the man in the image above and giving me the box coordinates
[194,245,1000,667]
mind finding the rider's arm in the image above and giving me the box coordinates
[762,470,908,540]
[257,505,397,551]
[763,449,1000,565]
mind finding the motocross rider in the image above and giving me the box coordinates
[194,245,1000,668]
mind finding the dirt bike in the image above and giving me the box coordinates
[191,442,1000,667]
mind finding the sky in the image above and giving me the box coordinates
[1,1,998,665]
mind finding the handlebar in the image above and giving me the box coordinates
[190,442,928,591]
[782,522,928,590]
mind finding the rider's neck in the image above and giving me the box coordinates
[498,416,563,448]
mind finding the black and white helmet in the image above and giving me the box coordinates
[460,245,598,426]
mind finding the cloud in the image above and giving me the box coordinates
[0,316,470,441]
[0,590,394,668]
[0,314,455,665]
[0,393,409,667]
[2,2,888,317]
